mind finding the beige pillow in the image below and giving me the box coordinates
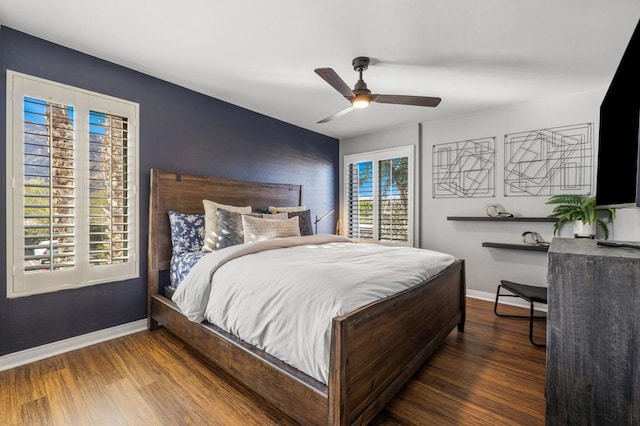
[242,215,300,243]
[203,200,251,252]
[268,205,306,213]
[262,212,288,220]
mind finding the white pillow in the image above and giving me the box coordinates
[268,205,306,213]
[242,215,300,243]
[203,200,251,252]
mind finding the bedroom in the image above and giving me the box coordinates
[1,1,640,424]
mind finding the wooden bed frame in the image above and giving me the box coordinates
[147,169,466,425]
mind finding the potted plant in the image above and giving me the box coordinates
[546,194,616,239]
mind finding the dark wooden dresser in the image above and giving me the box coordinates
[546,238,640,425]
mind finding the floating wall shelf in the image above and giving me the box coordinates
[447,216,558,223]
[481,242,549,252]
[447,216,555,252]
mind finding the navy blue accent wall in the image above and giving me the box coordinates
[0,27,338,356]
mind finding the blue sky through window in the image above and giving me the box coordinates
[358,161,372,196]
[24,96,75,122]
[358,159,405,196]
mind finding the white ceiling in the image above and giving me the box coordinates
[1,1,639,140]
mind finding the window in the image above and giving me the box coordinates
[6,71,139,297]
[344,146,414,245]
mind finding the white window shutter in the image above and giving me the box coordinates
[344,146,414,246]
[347,161,374,240]
[88,111,130,266]
[23,97,77,272]
[377,157,409,242]
[6,71,139,297]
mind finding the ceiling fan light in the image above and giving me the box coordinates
[352,95,370,109]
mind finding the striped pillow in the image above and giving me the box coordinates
[242,215,300,243]
[268,205,306,213]
[216,210,287,250]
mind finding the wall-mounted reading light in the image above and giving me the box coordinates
[314,209,335,234]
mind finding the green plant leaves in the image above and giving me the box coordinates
[546,194,616,238]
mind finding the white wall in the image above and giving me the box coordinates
[613,208,640,241]
[340,88,640,295]
[422,89,605,294]
[340,124,421,245]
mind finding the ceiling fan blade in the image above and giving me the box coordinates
[372,94,441,107]
[315,68,355,98]
[317,106,355,124]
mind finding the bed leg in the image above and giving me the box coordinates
[148,317,159,331]
[458,260,466,333]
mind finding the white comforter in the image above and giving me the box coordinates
[172,235,456,384]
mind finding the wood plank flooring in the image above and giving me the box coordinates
[0,298,546,425]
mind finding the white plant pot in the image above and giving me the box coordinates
[573,220,596,238]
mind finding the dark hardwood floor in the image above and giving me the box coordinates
[0,298,546,425]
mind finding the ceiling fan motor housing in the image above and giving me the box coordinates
[352,56,370,72]
[353,79,369,94]
[352,56,371,98]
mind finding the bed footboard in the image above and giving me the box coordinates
[328,260,465,425]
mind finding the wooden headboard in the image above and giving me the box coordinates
[147,169,302,311]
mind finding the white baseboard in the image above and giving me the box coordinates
[467,289,548,313]
[0,319,147,372]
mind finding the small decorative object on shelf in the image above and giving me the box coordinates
[485,204,514,218]
[546,194,616,239]
[521,231,550,247]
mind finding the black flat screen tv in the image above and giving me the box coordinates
[596,19,640,208]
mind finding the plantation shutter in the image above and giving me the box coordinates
[8,71,139,297]
[89,111,130,266]
[346,161,374,240]
[344,146,414,246]
[378,157,409,242]
[23,97,76,272]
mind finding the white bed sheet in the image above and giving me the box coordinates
[172,235,456,384]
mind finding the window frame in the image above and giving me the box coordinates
[343,145,415,246]
[6,70,140,298]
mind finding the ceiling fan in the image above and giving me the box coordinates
[314,56,441,123]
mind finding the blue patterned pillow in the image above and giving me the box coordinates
[170,251,205,287]
[168,211,205,254]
